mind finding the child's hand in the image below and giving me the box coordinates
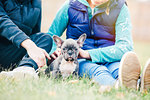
[78,49,91,60]
[50,48,61,60]
[21,39,51,68]
[27,47,50,68]
[47,48,61,65]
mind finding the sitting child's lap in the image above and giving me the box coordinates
[78,59,120,79]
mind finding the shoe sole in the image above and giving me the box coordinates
[0,67,39,80]
[0,71,38,80]
[119,52,141,89]
[140,59,150,92]
[0,71,12,79]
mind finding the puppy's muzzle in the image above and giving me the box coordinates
[66,57,74,62]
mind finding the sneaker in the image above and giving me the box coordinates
[119,51,141,89]
[140,59,150,92]
[0,67,39,80]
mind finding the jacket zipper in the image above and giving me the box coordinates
[20,4,23,22]
[91,8,94,37]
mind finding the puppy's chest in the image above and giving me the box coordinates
[59,59,77,73]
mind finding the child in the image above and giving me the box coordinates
[48,0,150,91]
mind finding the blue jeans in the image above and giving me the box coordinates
[78,59,120,86]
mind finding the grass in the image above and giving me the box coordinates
[134,41,150,69]
[0,41,150,100]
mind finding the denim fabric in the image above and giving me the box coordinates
[0,33,52,71]
[78,59,120,86]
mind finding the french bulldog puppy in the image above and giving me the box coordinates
[45,34,86,79]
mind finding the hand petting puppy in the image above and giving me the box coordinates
[78,49,91,60]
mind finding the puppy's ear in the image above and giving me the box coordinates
[77,33,87,48]
[53,35,64,48]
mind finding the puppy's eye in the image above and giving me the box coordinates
[75,48,78,51]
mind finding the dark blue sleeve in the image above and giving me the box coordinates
[32,0,41,34]
[0,1,30,48]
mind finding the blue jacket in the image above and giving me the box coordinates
[48,0,133,63]
[67,0,125,50]
[0,0,41,48]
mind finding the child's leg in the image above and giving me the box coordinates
[106,62,120,79]
[78,59,116,86]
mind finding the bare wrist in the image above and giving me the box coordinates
[21,39,37,50]
[85,51,91,59]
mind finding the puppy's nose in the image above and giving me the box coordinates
[68,50,72,55]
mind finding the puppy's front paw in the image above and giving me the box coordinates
[52,70,61,79]
[44,67,51,77]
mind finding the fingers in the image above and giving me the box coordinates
[36,50,48,68]
[37,54,46,68]
[50,48,61,60]
[43,50,51,60]
[78,49,85,59]
[39,59,48,68]
[50,53,57,59]
[29,48,61,68]
[55,50,61,57]
[78,48,82,58]
[78,49,91,59]
[55,48,61,57]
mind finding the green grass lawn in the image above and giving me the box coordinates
[0,41,150,100]
[134,41,150,69]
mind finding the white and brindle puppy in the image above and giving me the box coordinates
[45,34,87,79]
